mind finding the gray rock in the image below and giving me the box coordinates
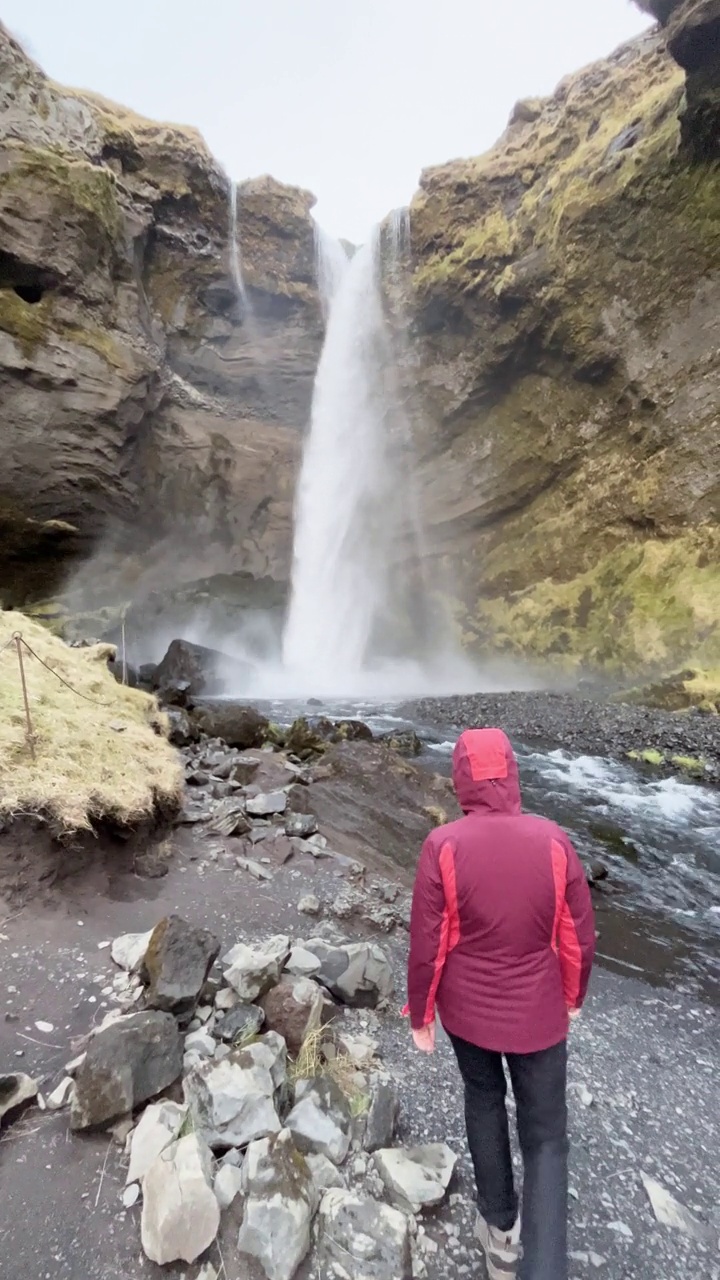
[191,702,268,749]
[0,1073,38,1124]
[210,798,251,837]
[142,915,221,1023]
[246,790,288,817]
[373,1144,457,1213]
[317,1190,412,1279]
[214,1161,244,1209]
[363,1079,399,1153]
[236,855,274,881]
[214,1002,265,1044]
[167,707,195,747]
[260,975,334,1057]
[126,1100,188,1184]
[184,1029,216,1059]
[231,756,262,785]
[285,946,322,978]
[304,938,394,1008]
[298,894,321,916]
[285,812,319,838]
[640,1172,717,1242]
[71,1012,183,1131]
[184,1034,286,1149]
[111,930,153,973]
[141,1133,220,1264]
[286,1076,352,1165]
[306,1151,347,1191]
[223,935,291,1001]
[238,1129,318,1280]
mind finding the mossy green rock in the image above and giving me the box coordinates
[399,12,720,677]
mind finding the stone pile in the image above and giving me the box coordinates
[35,915,457,1279]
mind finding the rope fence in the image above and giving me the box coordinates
[1,631,116,762]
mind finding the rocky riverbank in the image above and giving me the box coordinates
[402,692,720,782]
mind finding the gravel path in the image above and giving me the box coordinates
[0,836,718,1280]
[402,692,720,779]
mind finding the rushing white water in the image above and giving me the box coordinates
[314,224,348,318]
[228,181,250,306]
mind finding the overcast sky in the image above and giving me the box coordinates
[5,0,651,242]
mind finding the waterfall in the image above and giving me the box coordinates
[314,224,349,319]
[228,181,250,306]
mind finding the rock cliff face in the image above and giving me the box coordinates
[402,1,720,674]
[0,24,323,609]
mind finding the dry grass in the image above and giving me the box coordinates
[289,1027,372,1118]
[0,612,183,833]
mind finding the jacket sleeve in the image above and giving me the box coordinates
[407,836,447,1030]
[558,836,596,1010]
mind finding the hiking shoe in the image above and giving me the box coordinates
[475,1212,521,1279]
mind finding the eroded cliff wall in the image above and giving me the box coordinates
[403,3,720,673]
[0,24,323,609]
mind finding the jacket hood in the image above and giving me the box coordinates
[452,728,522,815]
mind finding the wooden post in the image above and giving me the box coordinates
[14,633,35,761]
[121,614,128,686]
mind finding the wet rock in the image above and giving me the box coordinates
[71,1012,183,1131]
[246,790,288,817]
[141,1133,220,1265]
[305,938,394,1008]
[286,1076,352,1165]
[285,812,319,839]
[142,915,221,1023]
[126,1100,187,1184]
[284,717,330,760]
[191,701,269,749]
[153,639,251,701]
[260,976,334,1057]
[111,929,154,974]
[223,935,291,1001]
[379,729,423,757]
[317,1190,412,1279]
[166,707,196,747]
[214,1002,265,1045]
[373,1144,457,1213]
[363,1079,399,1153]
[238,1128,318,1280]
[214,1161,244,1209]
[298,894,321,916]
[0,1073,38,1124]
[184,1034,286,1149]
[209,798,251,837]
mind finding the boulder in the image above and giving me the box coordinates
[317,1190,412,1279]
[373,1144,457,1213]
[141,1133,220,1265]
[238,1129,318,1280]
[231,756,263,785]
[142,915,221,1023]
[191,702,269,749]
[71,1012,183,1131]
[379,729,423,757]
[285,812,319,838]
[209,798,251,837]
[306,1151,347,1191]
[285,946,322,978]
[214,1002,265,1044]
[111,929,154,974]
[363,1079,399,1153]
[184,1034,286,1149]
[285,1076,352,1165]
[153,639,252,701]
[166,707,196,747]
[260,976,334,1056]
[126,1100,188,1184]
[246,790,288,817]
[0,1073,38,1124]
[223,935,291,1001]
[304,939,394,1008]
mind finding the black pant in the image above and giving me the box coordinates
[449,1033,569,1280]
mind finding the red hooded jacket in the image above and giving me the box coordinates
[407,728,596,1054]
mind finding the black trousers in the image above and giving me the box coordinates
[449,1033,569,1280]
